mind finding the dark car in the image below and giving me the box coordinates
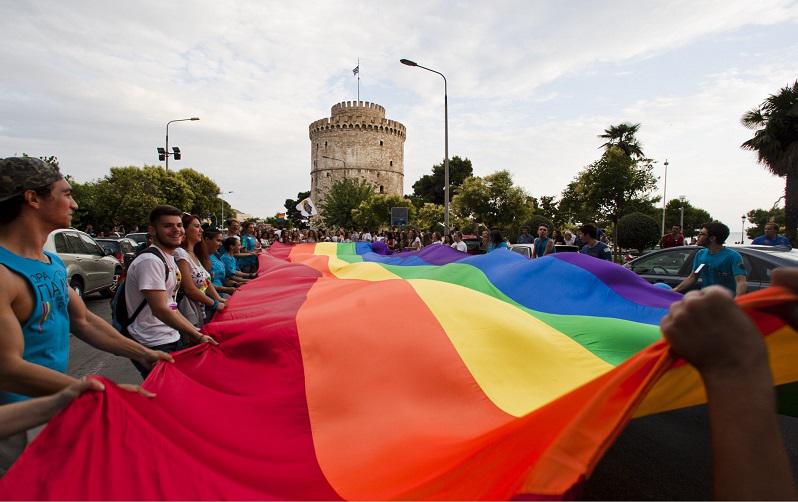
[96,237,139,270]
[461,234,484,255]
[124,232,150,252]
[624,245,798,292]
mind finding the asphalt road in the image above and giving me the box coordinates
[73,294,798,499]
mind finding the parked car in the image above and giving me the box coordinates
[44,229,122,298]
[95,237,138,270]
[125,232,149,251]
[624,245,798,292]
[510,243,580,259]
[461,234,484,255]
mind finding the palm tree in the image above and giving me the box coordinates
[598,123,645,159]
[741,81,798,242]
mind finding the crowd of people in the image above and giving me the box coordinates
[1,156,798,498]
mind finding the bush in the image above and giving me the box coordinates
[617,212,660,252]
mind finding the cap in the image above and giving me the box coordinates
[0,157,63,202]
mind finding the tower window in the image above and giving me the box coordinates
[389,160,393,167]
[326,172,331,177]
[324,141,328,148]
[379,140,384,146]
[379,185,384,193]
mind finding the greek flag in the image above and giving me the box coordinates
[352,65,359,75]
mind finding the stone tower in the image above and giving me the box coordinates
[309,101,405,207]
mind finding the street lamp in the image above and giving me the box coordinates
[219,191,233,229]
[401,58,449,235]
[741,215,747,244]
[679,195,686,231]
[161,117,200,170]
[660,159,669,237]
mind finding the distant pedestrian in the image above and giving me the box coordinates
[487,230,509,252]
[752,222,792,249]
[452,231,468,253]
[517,226,533,244]
[532,225,554,258]
[661,224,685,248]
[674,221,747,297]
[578,223,612,260]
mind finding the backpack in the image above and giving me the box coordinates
[111,247,170,338]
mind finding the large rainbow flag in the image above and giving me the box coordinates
[2,242,797,499]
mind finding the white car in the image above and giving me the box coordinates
[44,229,122,298]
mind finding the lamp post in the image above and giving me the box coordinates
[219,191,233,230]
[660,159,669,237]
[164,117,199,170]
[741,215,747,244]
[401,58,449,235]
[321,155,347,177]
[679,195,686,232]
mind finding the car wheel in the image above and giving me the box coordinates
[69,277,84,298]
[101,267,122,298]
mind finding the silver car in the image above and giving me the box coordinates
[44,229,122,298]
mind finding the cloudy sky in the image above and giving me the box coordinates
[1,0,796,231]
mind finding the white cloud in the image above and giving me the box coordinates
[1,0,796,228]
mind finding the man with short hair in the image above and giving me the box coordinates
[517,226,533,244]
[532,225,554,258]
[125,205,217,378]
[451,231,468,253]
[661,224,685,248]
[0,157,173,474]
[674,221,747,297]
[578,223,612,260]
[752,222,792,249]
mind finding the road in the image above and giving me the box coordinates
[72,294,798,499]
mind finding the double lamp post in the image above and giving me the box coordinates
[158,117,200,170]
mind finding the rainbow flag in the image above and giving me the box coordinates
[2,243,797,499]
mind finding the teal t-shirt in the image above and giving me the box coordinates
[0,246,71,403]
[692,247,746,295]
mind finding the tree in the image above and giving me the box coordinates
[412,156,474,204]
[559,147,659,258]
[175,168,228,221]
[284,190,311,228]
[352,194,415,230]
[741,81,798,242]
[415,203,446,232]
[598,123,645,159]
[452,170,533,234]
[663,198,712,238]
[319,178,373,229]
[617,212,660,252]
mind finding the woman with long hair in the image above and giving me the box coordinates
[175,214,226,328]
[487,229,509,252]
[408,229,422,251]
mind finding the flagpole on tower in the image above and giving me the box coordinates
[353,59,360,101]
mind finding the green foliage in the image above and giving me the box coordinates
[617,212,661,252]
[598,123,645,159]
[412,156,474,204]
[319,178,373,229]
[452,170,533,234]
[741,81,798,241]
[746,206,786,239]
[284,190,311,228]
[524,215,554,234]
[67,166,231,230]
[352,194,415,230]
[664,198,712,237]
[414,203,445,232]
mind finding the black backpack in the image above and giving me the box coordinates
[111,247,170,338]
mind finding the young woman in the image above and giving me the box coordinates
[203,230,236,295]
[221,237,256,284]
[175,215,226,328]
[442,234,454,246]
[408,229,422,251]
[487,229,509,252]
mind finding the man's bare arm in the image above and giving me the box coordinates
[673,272,697,293]
[735,274,747,297]
[141,290,217,345]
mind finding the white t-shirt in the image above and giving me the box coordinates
[125,247,181,347]
[173,247,210,292]
[452,241,468,252]
[361,232,372,242]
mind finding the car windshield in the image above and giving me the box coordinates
[96,240,119,252]
[126,233,147,244]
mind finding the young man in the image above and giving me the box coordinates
[0,157,173,474]
[516,226,533,244]
[451,231,468,253]
[674,221,747,297]
[577,223,612,260]
[532,225,554,258]
[660,224,685,248]
[125,205,217,378]
[752,222,792,249]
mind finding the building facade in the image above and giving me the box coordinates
[309,101,405,207]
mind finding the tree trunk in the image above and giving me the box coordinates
[785,171,798,243]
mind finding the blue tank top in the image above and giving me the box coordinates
[534,237,550,257]
[0,246,71,403]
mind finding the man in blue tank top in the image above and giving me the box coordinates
[0,157,174,474]
[532,224,554,258]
